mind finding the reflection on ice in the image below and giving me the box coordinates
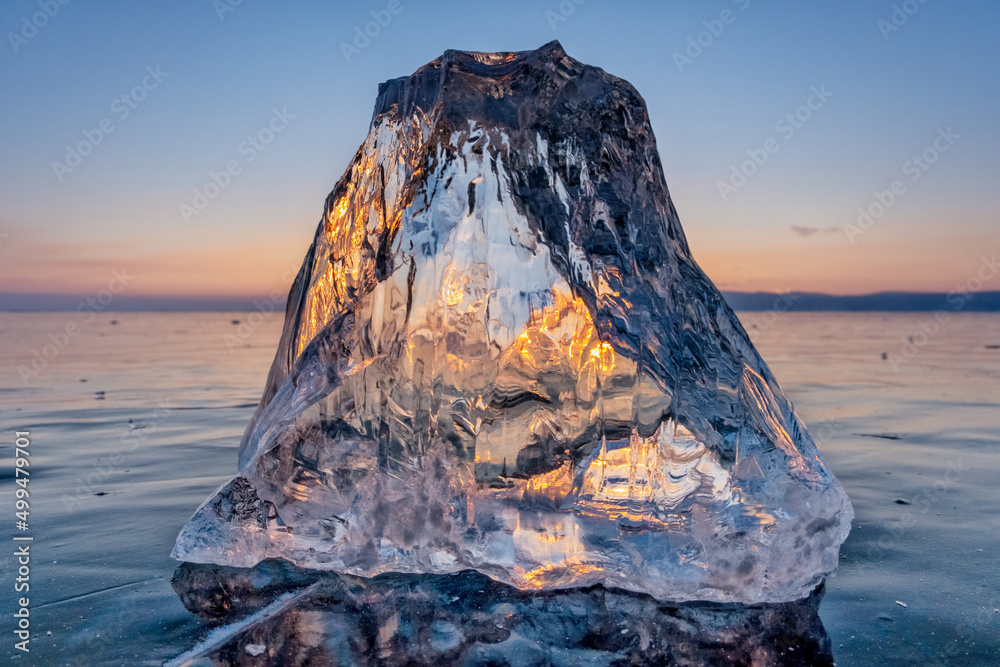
[170,561,834,666]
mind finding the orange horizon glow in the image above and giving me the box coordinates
[3,242,997,298]
[1,220,996,299]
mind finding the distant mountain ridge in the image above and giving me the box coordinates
[1,291,999,312]
[0,293,278,312]
[722,291,1000,312]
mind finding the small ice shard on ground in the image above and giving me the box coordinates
[173,41,853,604]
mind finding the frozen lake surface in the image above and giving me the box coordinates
[1,312,997,665]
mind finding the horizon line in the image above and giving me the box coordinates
[1,290,999,313]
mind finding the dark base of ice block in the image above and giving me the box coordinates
[171,559,833,666]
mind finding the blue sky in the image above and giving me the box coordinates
[1,0,997,297]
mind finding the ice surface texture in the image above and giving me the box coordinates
[173,41,853,603]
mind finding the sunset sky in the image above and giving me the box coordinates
[1,0,997,300]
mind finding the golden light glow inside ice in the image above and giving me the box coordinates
[444,277,465,307]
[523,461,574,506]
[293,119,426,358]
[590,341,615,373]
[513,514,602,588]
[506,287,606,371]
[574,422,732,525]
[467,283,735,536]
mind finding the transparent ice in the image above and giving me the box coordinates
[173,41,853,603]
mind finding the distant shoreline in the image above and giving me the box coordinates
[722,290,1000,312]
[1,291,998,313]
